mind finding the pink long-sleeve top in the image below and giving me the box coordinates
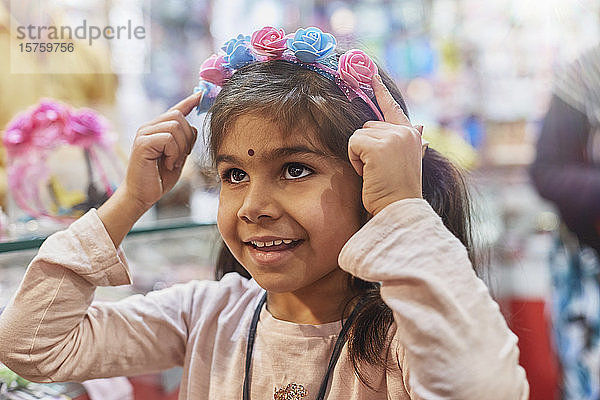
[0,199,529,399]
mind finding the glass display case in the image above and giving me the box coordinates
[0,218,221,306]
[0,218,221,399]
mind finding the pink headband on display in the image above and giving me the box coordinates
[3,99,119,222]
[194,26,383,120]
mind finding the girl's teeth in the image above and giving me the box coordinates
[251,239,296,248]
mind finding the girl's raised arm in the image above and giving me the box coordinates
[342,77,529,398]
[98,92,200,248]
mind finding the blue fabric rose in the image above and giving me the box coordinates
[193,81,219,115]
[221,34,256,69]
[286,27,336,63]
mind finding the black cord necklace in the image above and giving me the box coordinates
[242,292,365,400]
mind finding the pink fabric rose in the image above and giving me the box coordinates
[199,54,232,86]
[65,108,110,148]
[251,26,287,58]
[3,100,69,155]
[338,49,378,89]
[3,112,35,154]
[32,100,69,125]
[30,100,69,147]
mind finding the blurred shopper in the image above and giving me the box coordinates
[531,44,600,400]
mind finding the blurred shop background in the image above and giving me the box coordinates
[1,0,599,399]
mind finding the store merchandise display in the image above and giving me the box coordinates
[2,99,123,238]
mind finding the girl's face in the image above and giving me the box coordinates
[216,114,364,295]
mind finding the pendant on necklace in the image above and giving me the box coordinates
[273,382,308,400]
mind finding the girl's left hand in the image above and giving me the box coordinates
[348,74,424,216]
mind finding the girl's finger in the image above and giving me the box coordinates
[363,119,424,142]
[138,92,202,130]
[168,110,196,155]
[362,120,390,129]
[169,91,203,116]
[372,74,411,126]
[415,125,430,156]
[347,132,378,177]
[136,132,181,171]
[353,127,388,140]
[191,126,198,153]
[140,110,195,153]
[138,121,186,162]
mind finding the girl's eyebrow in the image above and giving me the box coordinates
[215,145,330,166]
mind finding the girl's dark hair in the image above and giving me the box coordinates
[206,58,475,387]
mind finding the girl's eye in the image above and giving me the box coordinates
[222,168,248,183]
[284,163,313,179]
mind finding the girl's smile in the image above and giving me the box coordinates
[215,114,364,322]
[244,237,303,266]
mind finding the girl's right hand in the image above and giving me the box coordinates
[348,74,424,216]
[123,92,200,211]
[98,92,200,248]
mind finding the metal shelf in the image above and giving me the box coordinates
[0,220,216,253]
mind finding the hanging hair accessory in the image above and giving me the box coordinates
[3,99,122,223]
[194,26,384,120]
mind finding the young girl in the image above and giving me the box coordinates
[0,27,529,399]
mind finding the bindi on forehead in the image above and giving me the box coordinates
[247,148,255,156]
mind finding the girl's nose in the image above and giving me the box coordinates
[237,183,280,223]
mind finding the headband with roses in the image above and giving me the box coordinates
[194,26,383,120]
[3,99,121,223]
